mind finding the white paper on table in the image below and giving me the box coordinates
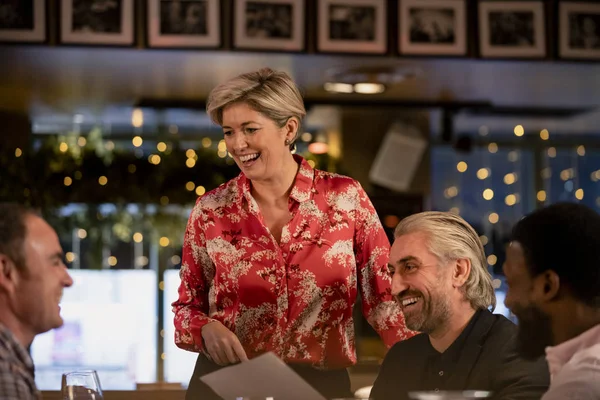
[200,352,327,400]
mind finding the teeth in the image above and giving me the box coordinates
[240,153,259,162]
[402,297,419,307]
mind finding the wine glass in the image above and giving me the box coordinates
[61,370,104,400]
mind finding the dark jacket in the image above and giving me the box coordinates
[370,310,550,400]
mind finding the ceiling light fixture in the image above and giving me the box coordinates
[354,83,386,94]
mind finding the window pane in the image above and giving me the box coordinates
[32,270,157,390]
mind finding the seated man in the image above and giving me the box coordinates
[371,211,549,400]
[504,203,600,400]
[0,203,73,400]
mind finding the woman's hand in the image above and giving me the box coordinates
[201,321,249,366]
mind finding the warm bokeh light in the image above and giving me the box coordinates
[488,213,499,224]
[301,132,313,142]
[77,229,87,239]
[196,186,206,196]
[132,136,143,147]
[504,173,517,185]
[186,158,196,168]
[217,150,227,158]
[476,168,490,180]
[488,143,498,153]
[171,255,181,265]
[487,254,497,266]
[483,189,494,200]
[218,140,227,152]
[307,160,316,168]
[547,147,556,158]
[66,252,75,263]
[505,194,517,206]
[108,256,117,267]
[15,148,22,157]
[449,207,460,215]
[202,137,212,148]
[575,189,584,200]
[541,168,552,179]
[133,232,143,243]
[59,142,68,152]
[383,215,400,229]
[186,149,196,158]
[78,136,87,147]
[444,186,459,198]
[128,164,136,173]
[64,177,73,186]
[537,190,547,202]
[513,125,524,137]
[480,235,488,246]
[186,181,195,191]
[540,129,549,140]
[98,176,108,185]
[157,142,167,152]
[159,237,170,247]
[131,108,144,128]
[148,154,161,165]
[456,161,468,173]
[577,145,585,156]
[560,168,574,181]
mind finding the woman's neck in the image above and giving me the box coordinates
[251,154,299,205]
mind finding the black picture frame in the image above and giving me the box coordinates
[398,0,468,57]
[0,0,47,44]
[317,0,388,55]
[478,0,547,59]
[233,0,306,52]
[59,0,135,46]
[557,1,600,61]
[147,0,221,49]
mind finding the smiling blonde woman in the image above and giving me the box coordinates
[172,68,414,400]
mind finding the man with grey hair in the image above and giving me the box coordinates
[370,211,549,400]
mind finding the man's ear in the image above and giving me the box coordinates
[452,258,471,288]
[0,254,19,295]
[537,270,560,301]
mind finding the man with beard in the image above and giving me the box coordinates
[504,203,600,400]
[371,211,549,400]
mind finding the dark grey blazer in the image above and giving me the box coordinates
[370,310,550,400]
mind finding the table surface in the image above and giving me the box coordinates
[42,390,186,400]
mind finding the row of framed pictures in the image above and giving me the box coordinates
[1,0,599,60]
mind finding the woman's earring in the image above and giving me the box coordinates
[284,139,291,146]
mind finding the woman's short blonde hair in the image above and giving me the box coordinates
[206,68,306,145]
[394,211,496,311]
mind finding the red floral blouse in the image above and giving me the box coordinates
[172,155,413,369]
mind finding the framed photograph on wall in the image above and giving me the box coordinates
[0,0,46,43]
[399,0,467,56]
[60,0,135,45]
[317,0,387,54]
[478,1,547,59]
[233,0,305,51]
[558,1,600,60]
[147,0,220,48]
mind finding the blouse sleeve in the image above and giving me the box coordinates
[353,182,416,347]
[172,201,217,353]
